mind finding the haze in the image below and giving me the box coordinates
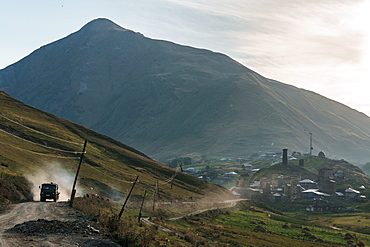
[1,0,370,115]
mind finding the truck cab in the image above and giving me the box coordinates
[40,182,60,202]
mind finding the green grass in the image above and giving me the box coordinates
[308,213,370,233]
[69,194,370,246]
[157,201,370,246]
[215,210,350,244]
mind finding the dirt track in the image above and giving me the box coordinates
[142,199,247,234]
[0,202,120,247]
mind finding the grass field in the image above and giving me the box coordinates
[157,201,369,246]
[71,192,370,246]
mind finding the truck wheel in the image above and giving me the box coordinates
[53,198,57,202]
[40,197,45,202]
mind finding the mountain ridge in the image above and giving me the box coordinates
[1,18,370,164]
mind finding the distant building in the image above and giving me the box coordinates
[224,171,238,177]
[269,193,287,202]
[236,173,250,188]
[298,179,318,190]
[345,188,361,199]
[183,167,200,174]
[318,151,326,158]
[318,168,336,194]
[333,192,344,200]
[334,170,344,179]
[242,164,253,171]
[302,189,330,199]
[250,168,260,174]
[231,190,241,198]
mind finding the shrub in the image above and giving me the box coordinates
[73,197,166,246]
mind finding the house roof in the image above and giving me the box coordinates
[302,189,319,193]
[247,188,263,193]
[231,191,241,196]
[298,179,316,184]
[314,191,330,197]
[225,171,238,175]
[302,189,330,197]
[242,164,252,167]
[345,188,360,194]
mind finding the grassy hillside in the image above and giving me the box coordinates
[0,91,231,203]
[69,194,370,246]
[151,200,370,246]
[2,19,370,164]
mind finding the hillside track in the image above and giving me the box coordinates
[0,201,119,247]
[142,199,247,233]
[169,199,247,221]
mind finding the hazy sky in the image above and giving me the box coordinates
[1,0,370,115]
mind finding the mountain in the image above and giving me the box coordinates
[0,90,230,201]
[1,18,370,164]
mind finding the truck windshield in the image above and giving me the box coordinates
[42,184,56,190]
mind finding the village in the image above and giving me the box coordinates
[230,168,366,212]
[181,149,368,212]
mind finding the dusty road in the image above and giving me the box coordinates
[0,202,120,247]
[142,199,247,234]
[169,199,247,220]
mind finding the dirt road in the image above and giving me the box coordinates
[0,202,120,247]
[169,199,246,220]
[142,199,247,234]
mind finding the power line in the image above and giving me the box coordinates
[86,163,137,184]
[0,114,83,145]
[0,115,181,185]
[0,140,80,159]
[0,129,85,154]
[159,166,179,184]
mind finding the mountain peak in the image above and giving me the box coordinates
[79,18,127,33]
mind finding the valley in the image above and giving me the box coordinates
[2,18,370,246]
[1,87,370,245]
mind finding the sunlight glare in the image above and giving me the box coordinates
[352,1,370,77]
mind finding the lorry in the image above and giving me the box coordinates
[40,182,60,202]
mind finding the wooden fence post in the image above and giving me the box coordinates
[138,190,147,223]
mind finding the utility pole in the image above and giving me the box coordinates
[310,133,312,156]
[70,140,87,207]
[152,180,158,212]
[118,175,139,219]
[179,160,183,173]
[138,190,147,223]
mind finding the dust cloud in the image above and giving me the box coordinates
[26,162,84,201]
